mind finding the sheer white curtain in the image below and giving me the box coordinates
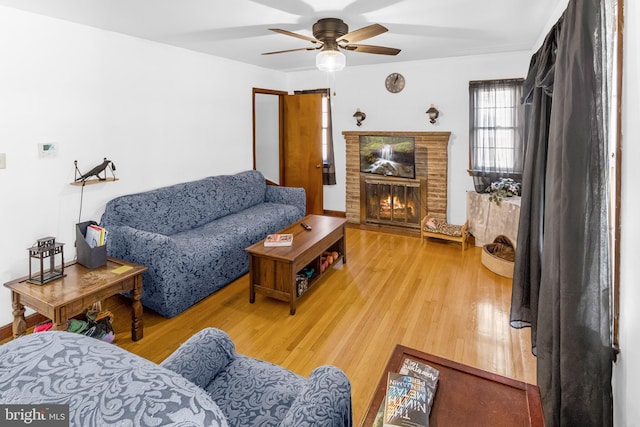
[469,79,525,192]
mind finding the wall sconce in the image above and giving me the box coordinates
[353,108,366,127]
[426,104,440,124]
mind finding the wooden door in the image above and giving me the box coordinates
[283,93,323,215]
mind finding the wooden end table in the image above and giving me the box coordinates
[361,344,543,426]
[246,215,347,315]
[3,257,148,341]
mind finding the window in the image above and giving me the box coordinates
[321,94,329,162]
[469,79,524,192]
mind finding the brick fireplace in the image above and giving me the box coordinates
[342,131,451,229]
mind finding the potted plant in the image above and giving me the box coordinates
[485,177,522,205]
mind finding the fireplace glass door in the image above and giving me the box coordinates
[364,178,421,229]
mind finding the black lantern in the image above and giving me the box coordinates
[27,237,66,285]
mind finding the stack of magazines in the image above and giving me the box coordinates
[85,224,108,248]
[374,358,440,427]
[264,233,293,247]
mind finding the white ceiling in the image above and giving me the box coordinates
[0,0,563,72]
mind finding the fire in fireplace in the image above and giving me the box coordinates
[361,176,422,229]
[380,194,415,219]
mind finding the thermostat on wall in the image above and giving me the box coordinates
[38,143,57,158]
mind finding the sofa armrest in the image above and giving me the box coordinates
[160,328,236,389]
[280,366,353,427]
[104,224,179,263]
[265,185,306,216]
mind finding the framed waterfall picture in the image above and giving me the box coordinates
[359,135,416,179]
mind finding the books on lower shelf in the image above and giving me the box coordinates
[264,233,293,247]
[85,224,108,248]
[374,358,440,427]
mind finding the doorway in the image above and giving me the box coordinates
[252,88,324,215]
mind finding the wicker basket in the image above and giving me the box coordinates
[481,235,515,278]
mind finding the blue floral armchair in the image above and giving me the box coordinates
[161,328,353,426]
[0,328,352,427]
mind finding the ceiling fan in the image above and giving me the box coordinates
[263,18,401,72]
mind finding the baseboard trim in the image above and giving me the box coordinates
[0,312,48,342]
[322,210,346,218]
[346,222,420,238]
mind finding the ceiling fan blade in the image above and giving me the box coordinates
[269,28,319,44]
[343,0,405,15]
[262,46,321,55]
[343,44,401,55]
[251,0,314,17]
[336,23,388,44]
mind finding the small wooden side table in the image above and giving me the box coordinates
[3,257,148,341]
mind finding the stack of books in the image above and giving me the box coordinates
[374,358,440,427]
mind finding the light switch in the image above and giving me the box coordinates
[0,153,6,169]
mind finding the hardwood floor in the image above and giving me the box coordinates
[104,227,536,426]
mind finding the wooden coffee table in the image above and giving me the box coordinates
[246,215,347,315]
[361,344,543,426]
[4,257,147,341]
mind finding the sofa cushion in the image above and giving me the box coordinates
[0,332,228,427]
[171,202,303,264]
[206,354,305,426]
[102,170,267,235]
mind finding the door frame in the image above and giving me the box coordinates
[252,88,286,185]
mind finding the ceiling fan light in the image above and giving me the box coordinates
[316,49,346,72]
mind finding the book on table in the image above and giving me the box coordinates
[264,233,294,247]
[398,358,439,406]
[382,372,429,427]
[374,358,440,427]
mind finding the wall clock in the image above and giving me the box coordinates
[385,73,405,93]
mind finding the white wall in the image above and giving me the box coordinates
[287,51,531,224]
[254,93,281,183]
[614,1,640,425]
[0,6,286,326]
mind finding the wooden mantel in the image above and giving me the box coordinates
[342,131,451,226]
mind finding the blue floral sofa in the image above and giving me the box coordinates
[0,329,352,427]
[100,170,306,318]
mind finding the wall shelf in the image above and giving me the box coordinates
[70,178,119,186]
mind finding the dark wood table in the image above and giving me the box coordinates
[246,215,346,315]
[4,257,147,341]
[361,344,544,427]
